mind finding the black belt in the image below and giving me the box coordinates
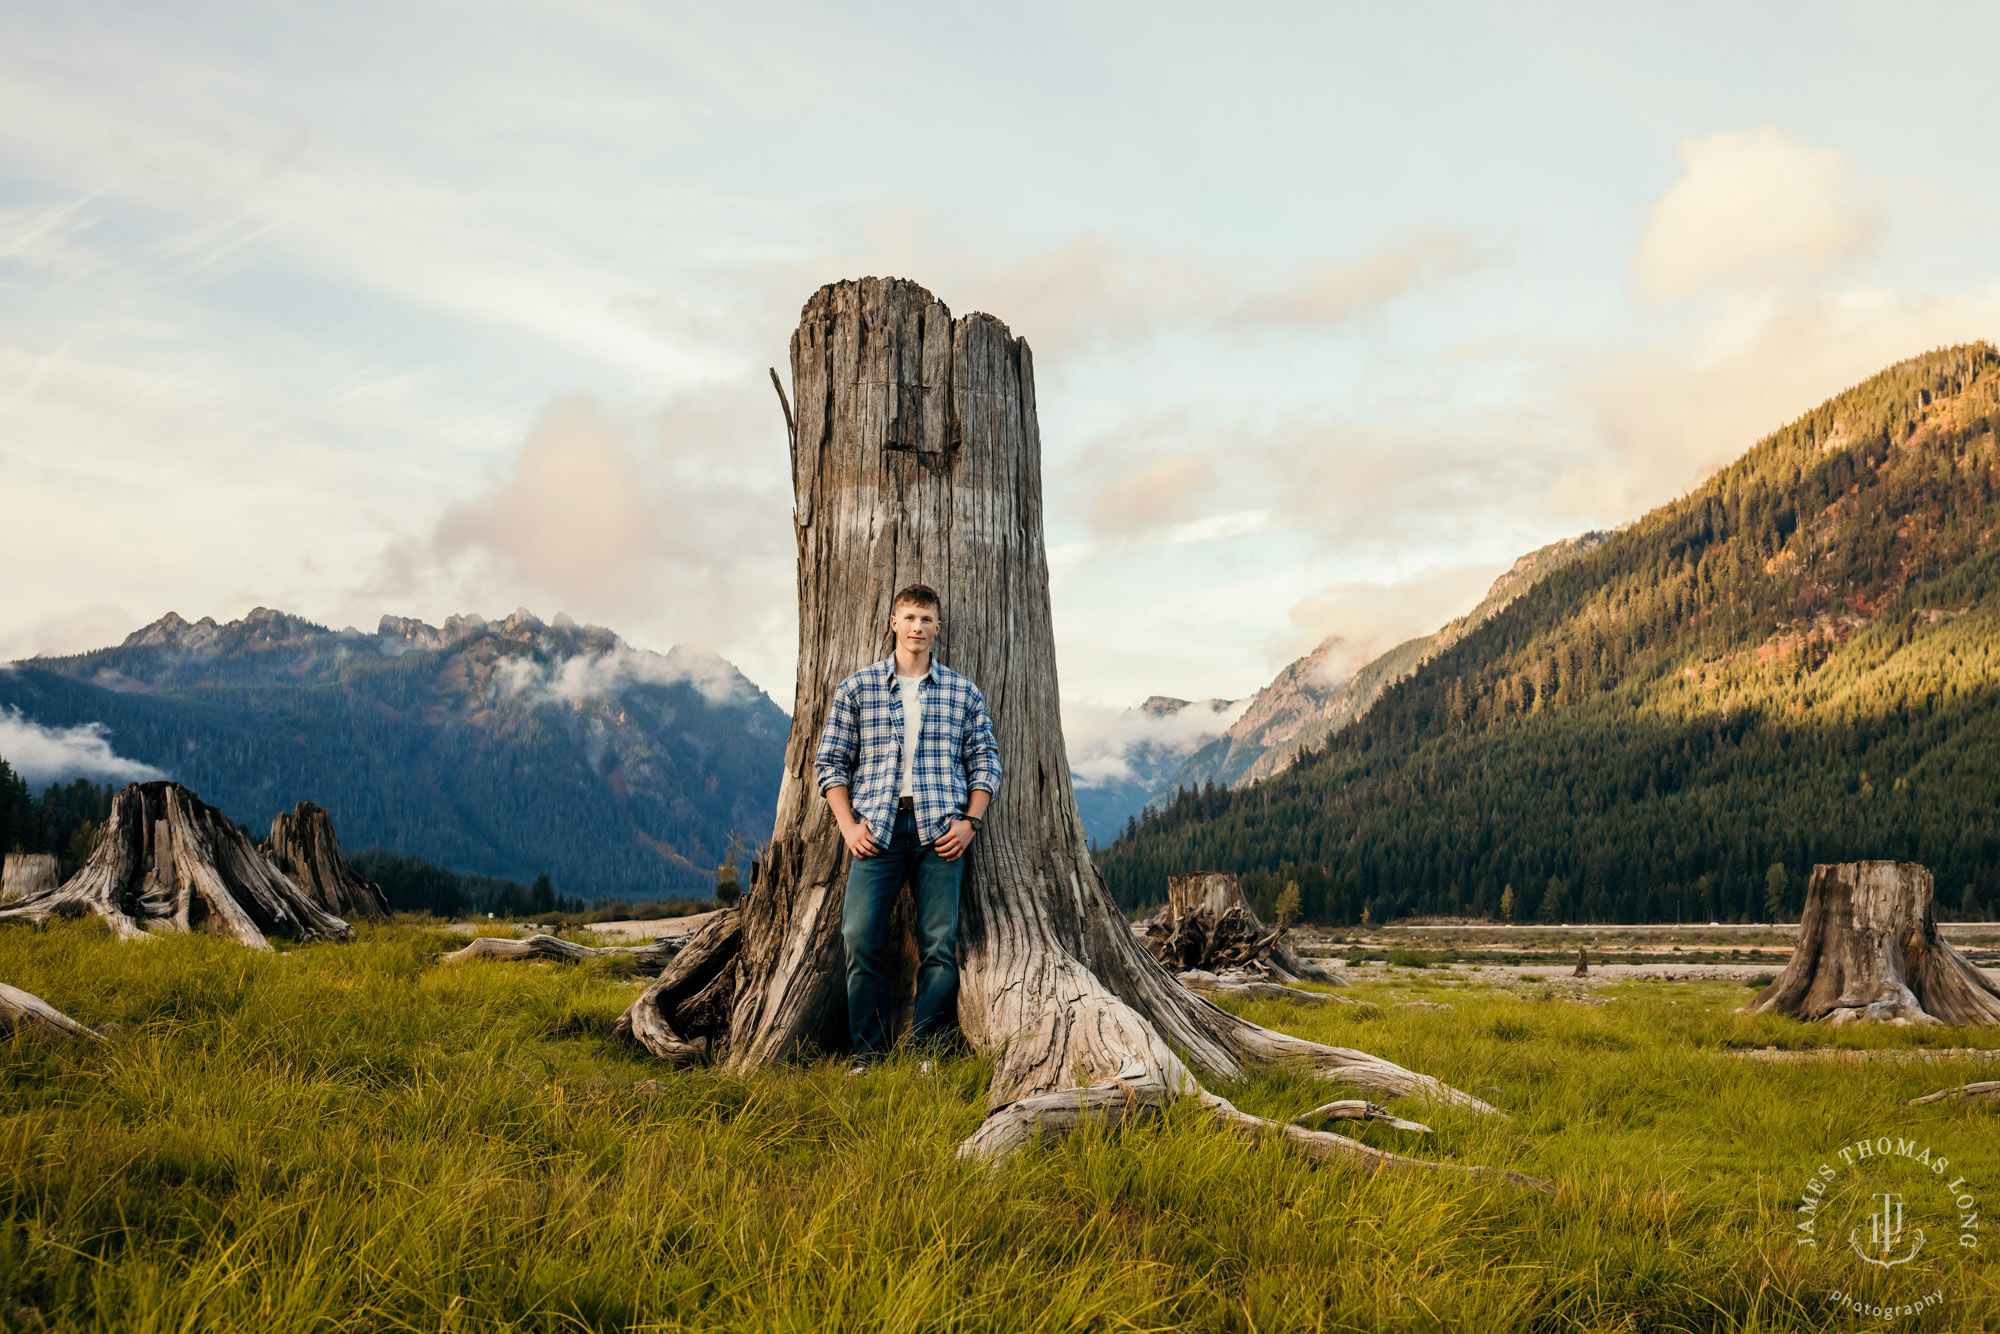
[897,795,915,812]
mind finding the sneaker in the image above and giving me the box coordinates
[918,1059,935,1075]
[847,1061,869,1077]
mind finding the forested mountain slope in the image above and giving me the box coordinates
[0,608,787,897]
[1100,344,2000,925]
[1164,529,1614,794]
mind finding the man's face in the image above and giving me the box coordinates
[891,601,940,656]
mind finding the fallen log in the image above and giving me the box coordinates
[0,983,105,1042]
[1905,1080,2000,1106]
[436,932,685,970]
[1740,862,2000,1025]
[0,782,351,949]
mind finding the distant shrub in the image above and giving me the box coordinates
[1745,973,1777,989]
[1387,947,1430,969]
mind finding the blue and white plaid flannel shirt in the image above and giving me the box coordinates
[814,655,1002,845]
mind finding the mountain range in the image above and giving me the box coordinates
[0,608,788,898]
[1101,343,2000,925]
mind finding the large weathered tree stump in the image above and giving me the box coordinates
[1741,862,2000,1025]
[0,782,352,949]
[263,802,390,920]
[1144,871,1346,984]
[1,854,59,903]
[616,278,1539,1187]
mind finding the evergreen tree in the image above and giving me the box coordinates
[1274,880,1301,929]
[1535,875,1566,924]
[1499,884,1516,922]
[1763,863,1791,923]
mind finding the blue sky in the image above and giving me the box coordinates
[5,1,1999,729]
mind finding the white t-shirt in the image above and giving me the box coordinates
[896,673,924,798]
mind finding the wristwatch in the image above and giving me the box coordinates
[963,814,984,831]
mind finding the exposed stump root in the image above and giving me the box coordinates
[0,781,351,949]
[954,1059,1546,1193]
[613,908,742,1061]
[1907,1081,2000,1107]
[1741,861,2000,1025]
[0,983,105,1043]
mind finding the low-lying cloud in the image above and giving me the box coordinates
[493,641,762,711]
[1065,696,1246,789]
[0,707,165,788]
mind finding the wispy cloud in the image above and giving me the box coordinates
[1064,696,1247,789]
[493,641,762,711]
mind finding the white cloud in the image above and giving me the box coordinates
[493,641,761,710]
[0,707,165,788]
[1636,126,1880,299]
[369,388,796,696]
[1064,696,1247,789]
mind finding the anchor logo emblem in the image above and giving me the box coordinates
[1849,1192,1925,1268]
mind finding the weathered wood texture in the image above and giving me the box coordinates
[0,782,352,949]
[0,982,104,1042]
[1145,871,1345,983]
[620,278,1524,1180]
[264,803,390,920]
[1906,1080,2000,1106]
[1741,861,2000,1025]
[1,854,58,903]
[436,932,685,970]
[615,908,743,1061]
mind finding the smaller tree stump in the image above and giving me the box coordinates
[1573,947,1588,978]
[1143,872,1346,984]
[0,782,352,949]
[1,854,59,903]
[264,803,389,920]
[1741,861,2000,1025]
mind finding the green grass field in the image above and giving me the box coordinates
[2,920,1996,1332]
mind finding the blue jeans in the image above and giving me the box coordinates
[841,805,963,1056]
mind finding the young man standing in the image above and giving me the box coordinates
[814,583,1001,1062]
